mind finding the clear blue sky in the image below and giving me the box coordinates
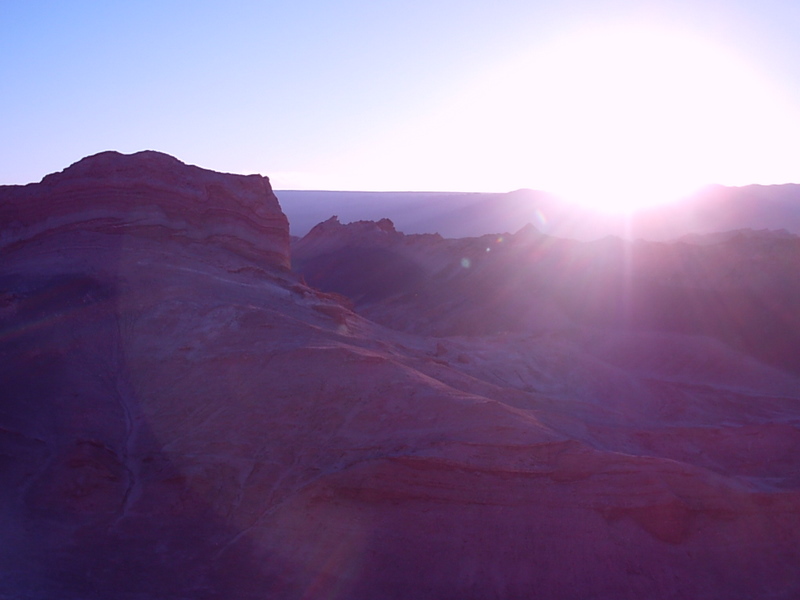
[3,0,800,205]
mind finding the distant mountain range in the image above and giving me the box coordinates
[277,184,800,241]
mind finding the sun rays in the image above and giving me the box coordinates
[321,19,800,213]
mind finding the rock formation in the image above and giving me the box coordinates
[2,153,800,599]
[294,217,800,373]
[2,150,290,270]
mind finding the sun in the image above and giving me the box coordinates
[495,23,800,212]
[312,20,800,208]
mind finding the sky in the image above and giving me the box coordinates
[2,0,800,210]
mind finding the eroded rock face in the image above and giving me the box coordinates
[1,150,290,270]
[2,155,800,599]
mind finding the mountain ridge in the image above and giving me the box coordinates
[277,183,800,241]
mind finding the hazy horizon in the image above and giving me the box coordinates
[4,1,800,211]
[10,148,800,195]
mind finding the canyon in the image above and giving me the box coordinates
[2,151,799,599]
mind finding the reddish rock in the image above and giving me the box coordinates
[1,150,290,270]
[1,153,800,599]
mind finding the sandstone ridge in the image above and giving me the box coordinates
[1,150,290,270]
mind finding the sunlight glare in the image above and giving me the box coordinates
[494,23,800,211]
[315,21,800,206]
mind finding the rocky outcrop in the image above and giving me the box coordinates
[293,218,800,373]
[1,150,290,270]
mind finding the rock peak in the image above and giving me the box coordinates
[376,217,396,233]
[513,222,540,240]
[41,150,257,187]
[1,151,290,271]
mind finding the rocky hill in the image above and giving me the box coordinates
[2,153,800,599]
[2,150,290,270]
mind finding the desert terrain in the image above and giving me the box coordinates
[1,151,799,599]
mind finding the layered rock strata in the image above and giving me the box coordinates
[1,154,799,599]
[1,150,290,270]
